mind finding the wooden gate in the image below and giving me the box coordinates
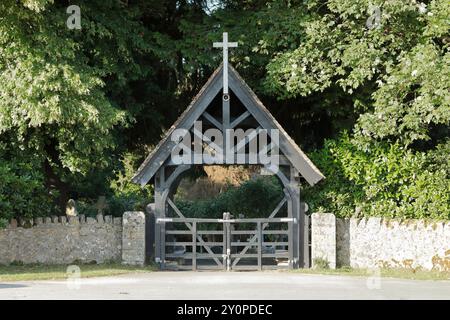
[133,63,325,270]
[157,214,294,271]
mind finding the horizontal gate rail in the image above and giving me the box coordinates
[263,242,289,246]
[165,230,192,235]
[231,253,259,258]
[158,218,222,223]
[231,242,257,246]
[229,253,288,258]
[263,230,288,235]
[165,242,227,246]
[166,253,224,259]
[165,242,224,246]
[177,265,225,271]
[229,253,290,258]
[227,218,295,223]
[197,230,224,235]
[231,230,256,235]
[232,265,289,271]
[158,217,295,224]
[261,253,289,258]
[165,242,194,246]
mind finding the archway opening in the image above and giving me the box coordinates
[172,165,287,219]
[162,165,291,269]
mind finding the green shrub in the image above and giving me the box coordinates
[108,152,153,214]
[313,258,330,269]
[0,155,57,223]
[175,176,285,219]
[303,134,450,220]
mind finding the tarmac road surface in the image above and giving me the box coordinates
[1,271,449,300]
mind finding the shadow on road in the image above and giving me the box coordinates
[0,283,28,289]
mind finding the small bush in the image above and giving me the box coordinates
[313,258,330,269]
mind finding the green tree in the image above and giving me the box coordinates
[263,0,449,147]
[1,0,448,221]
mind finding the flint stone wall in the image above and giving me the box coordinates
[122,212,146,266]
[311,213,336,269]
[312,213,450,271]
[0,215,123,265]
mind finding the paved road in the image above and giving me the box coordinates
[1,271,449,300]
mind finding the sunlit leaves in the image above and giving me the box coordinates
[355,43,450,145]
[303,134,450,219]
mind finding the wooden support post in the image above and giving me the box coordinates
[154,168,165,269]
[223,212,228,271]
[287,196,294,269]
[257,222,262,271]
[300,203,311,268]
[223,96,230,128]
[192,222,197,271]
[223,97,231,163]
[224,212,231,271]
[290,167,302,269]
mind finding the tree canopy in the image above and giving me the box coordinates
[0,0,448,224]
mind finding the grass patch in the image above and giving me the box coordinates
[0,263,157,282]
[293,266,450,281]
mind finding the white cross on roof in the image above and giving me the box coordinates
[213,32,238,95]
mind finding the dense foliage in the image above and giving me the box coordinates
[0,153,55,226]
[175,177,285,219]
[303,135,449,219]
[0,0,448,222]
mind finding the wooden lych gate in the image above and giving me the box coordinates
[132,34,324,270]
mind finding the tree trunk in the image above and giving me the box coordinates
[43,159,70,214]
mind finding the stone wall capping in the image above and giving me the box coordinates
[18,218,25,227]
[68,216,79,225]
[9,219,18,229]
[96,214,104,224]
[86,217,96,224]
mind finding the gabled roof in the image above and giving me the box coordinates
[132,64,324,186]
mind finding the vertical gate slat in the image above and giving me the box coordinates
[223,216,227,271]
[257,222,262,271]
[192,222,197,271]
[225,212,231,271]
[161,221,166,269]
